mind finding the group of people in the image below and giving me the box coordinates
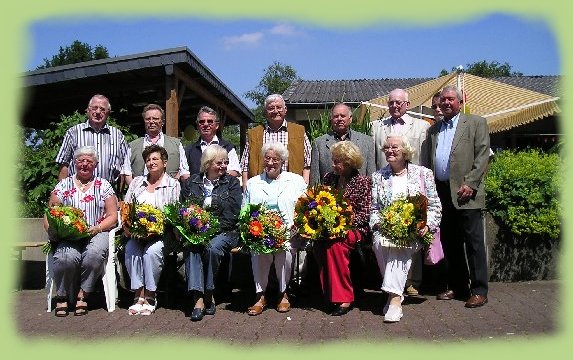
[44,86,490,323]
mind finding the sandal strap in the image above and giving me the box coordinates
[145,297,156,307]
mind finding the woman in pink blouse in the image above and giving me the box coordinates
[44,146,118,317]
[314,141,371,316]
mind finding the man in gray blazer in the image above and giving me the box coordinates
[423,85,490,308]
[310,103,376,185]
[371,89,430,296]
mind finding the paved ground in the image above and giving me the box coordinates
[14,280,558,345]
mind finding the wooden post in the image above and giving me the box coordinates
[165,89,179,137]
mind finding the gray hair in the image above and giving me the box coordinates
[196,106,219,122]
[384,134,415,162]
[73,145,99,163]
[441,85,463,102]
[330,103,352,117]
[263,94,286,109]
[200,144,228,173]
[88,94,111,111]
[261,141,289,163]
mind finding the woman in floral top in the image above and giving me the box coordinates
[44,145,118,317]
[315,141,371,316]
[369,134,441,323]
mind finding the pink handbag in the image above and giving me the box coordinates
[424,227,444,265]
[419,168,444,265]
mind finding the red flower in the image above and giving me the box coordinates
[249,220,263,237]
[94,179,102,188]
[82,194,95,203]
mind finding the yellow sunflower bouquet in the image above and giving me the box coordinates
[120,198,165,239]
[378,193,433,247]
[294,184,353,241]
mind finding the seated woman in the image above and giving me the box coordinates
[179,144,242,322]
[243,142,308,316]
[314,141,371,316]
[44,145,118,317]
[123,144,181,315]
[370,134,441,323]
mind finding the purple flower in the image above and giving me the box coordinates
[148,215,156,223]
[308,201,317,210]
[251,211,260,219]
[137,212,145,218]
[200,224,209,232]
[264,237,275,248]
[189,218,199,227]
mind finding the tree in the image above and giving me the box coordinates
[36,40,110,70]
[439,60,523,78]
[245,61,300,123]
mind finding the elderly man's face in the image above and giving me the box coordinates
[330,105,352,135]
[87,98,110,127]
[265,100,287,127]
[431,96,443,121]
[144,109,164,136]
[440,89,461,119]
[197,112,219,140]
[387,92,409,119]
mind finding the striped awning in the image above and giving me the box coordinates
[358,73,560,133]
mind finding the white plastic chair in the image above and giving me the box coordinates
[46,214,121,313]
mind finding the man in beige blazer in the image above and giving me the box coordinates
[371,88,430,296]
[423,85,490,308]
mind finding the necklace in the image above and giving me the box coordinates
[76,177,93,190]
[392,167,407,176]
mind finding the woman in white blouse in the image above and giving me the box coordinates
[123,144,180,315]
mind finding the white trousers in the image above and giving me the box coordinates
[372,241,419,302]
[251,249,295,294]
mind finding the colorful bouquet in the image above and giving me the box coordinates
[164,201,219,246]
[294,184,353,241]
[378,193,433,247]
[238,203,289,254]
[45,205,90,241]
[120,199,164,239]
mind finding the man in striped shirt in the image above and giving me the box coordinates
[55,94,129,185]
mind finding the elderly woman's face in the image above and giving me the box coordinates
[145,151,166,174]
[332,156,351,176]
[263,149,283,179]
[75,154,97,178]
[383,137,406,165]
[207,156,228,179]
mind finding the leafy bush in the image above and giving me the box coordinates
[19,112,137,217]
[485,149,561,240]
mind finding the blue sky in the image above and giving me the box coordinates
[26,13,560,108]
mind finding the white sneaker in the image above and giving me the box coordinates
[383,305,403,323]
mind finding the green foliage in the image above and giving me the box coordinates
[485,149,561,240]
[36,40,109,70]
[19,112,137,217]
[245,61,300,123]
[439,60,523,78]
[221,124,241,156]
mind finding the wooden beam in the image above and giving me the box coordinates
[172,66,247,127]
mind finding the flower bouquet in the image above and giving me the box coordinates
[238,203,289,254]
[294,184,353,241]
[45,205,90,241]
[164,201,219,246]
[120,198,164,239]
[378,193,433,247]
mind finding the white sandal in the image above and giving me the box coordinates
[128,297,145,315]
[139,297,157,316]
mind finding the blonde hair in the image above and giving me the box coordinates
[200,144,228,173]
[384,134,415,161]
[330,141,363,170]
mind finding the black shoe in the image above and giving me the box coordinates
[191,307,205,321]
[205,301,216,316]
[330,305,351,316]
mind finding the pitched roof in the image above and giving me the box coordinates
[283,76,560,105]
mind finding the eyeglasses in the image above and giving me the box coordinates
[264,155,282,163]
[266,106,284,112]
[198,119,218,125]
[387,100,408,107]
[75,158,95,165]
[382,145,401,152]
[431,105,439,110]
[88,106,108,113]
[144,116,162,122]
[214,160,229,166]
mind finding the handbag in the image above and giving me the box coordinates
[424,227,444,265]
[418,168,444,265]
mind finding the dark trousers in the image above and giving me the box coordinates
[435,181,488,297]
